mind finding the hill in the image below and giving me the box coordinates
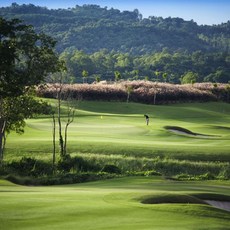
[0,3,229,54]
[1,4,229,83]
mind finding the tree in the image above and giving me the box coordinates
[132,70,139,80]
[125,85,133,103]
[154,71,161,82]
[94,74,101,83]
[0,17,62,163]
[0,93,52,163]
[82,70,88,83]
[162,73,168,82]
[0,17,60,97]
[114,71,121,82]
[48,72,76,160]
[180,71,198,84]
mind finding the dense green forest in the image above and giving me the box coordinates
[1,3,230,83]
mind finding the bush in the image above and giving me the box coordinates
[4,172,119,186]
[74,156,101,172]
[57,155,74,172]
[174,173,191,180]
[217,166,230,180]
[197,172,215,180]
[101,164,121,174]
[4,175,38,185]
[7,157,53,176]
[144,170,162,177]
[57,155,101,173]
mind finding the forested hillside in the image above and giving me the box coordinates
[1,3,230,83]
[1,3,229,53]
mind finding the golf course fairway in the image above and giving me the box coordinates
[0,177,230,230]
[5,101,230,162]
[2,101,230,229]
[5,101,230,161]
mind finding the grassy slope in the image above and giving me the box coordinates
[6,101,230,161]
[0,177,230,230]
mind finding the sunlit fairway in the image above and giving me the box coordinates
[2,101,230,229]
[6,101,230,161]
[0,177,230,230]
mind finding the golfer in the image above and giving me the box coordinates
[144,114,149,125]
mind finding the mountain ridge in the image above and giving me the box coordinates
[1,3,229,54]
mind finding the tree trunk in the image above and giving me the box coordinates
[52,114,56,173]
[57,90,64,158]
[0,132,3,164]
[58,115,64,158]
[127,92,130,103]
[63,123,69,156]
[63,108,74,156]
[0,121,6,164]
[154,92,157,105]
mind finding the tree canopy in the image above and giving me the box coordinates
[0,4,229,54]
[0,17,61,97]
[1,4,229,84]
[0,17,62,162]
[59,49,230,83]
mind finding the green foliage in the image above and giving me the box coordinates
[6,157,53,176]
[101,164,121,174]
[59,49,230,84]
[1,5,230,84]
[217,166,230,180]
[1,4,229,54]
[3,172,118,185]
[144,170,162,176]
[0,16,62,163]
[181,71,198,84]
[5,152,228,180]
[0,17,60,97]
[57,155,101,173]
[2,95,52,134]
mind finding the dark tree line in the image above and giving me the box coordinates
[59,49,230,83]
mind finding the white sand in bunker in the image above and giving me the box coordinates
[168,129,207,138]
[205,200,230,212]
[166,128,219,139]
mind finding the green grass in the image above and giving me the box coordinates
[2,101,230,229]
[5,101,230,162]
[0,177,230,230]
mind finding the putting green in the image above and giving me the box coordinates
[0,177,230,230]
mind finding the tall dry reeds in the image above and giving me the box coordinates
[37,81,229,104]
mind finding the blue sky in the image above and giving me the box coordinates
[1,0,230,25]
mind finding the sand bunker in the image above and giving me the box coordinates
[205,200,230,212]
[164,126,220,138]
[141,194,230,212]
